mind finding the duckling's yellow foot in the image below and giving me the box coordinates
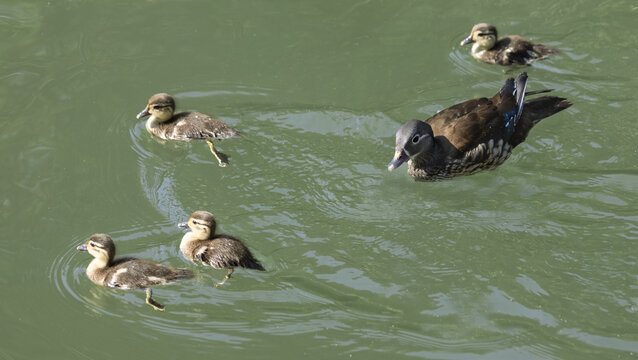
[214,268,234,288]
[205,140,230,167]
[145,288,165,311]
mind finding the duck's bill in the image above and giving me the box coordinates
[388,150,409,171]
[460,35,474,46]
[77,243,88,251]
[136,107,150,119]
[177,221,188,228]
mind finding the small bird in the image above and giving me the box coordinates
[178,210,265,287]
[136,93,240,167]
[460,23,557,66]
[77,233,193,311]
[388,72,571,181]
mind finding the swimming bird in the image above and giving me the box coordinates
[136,93,240,167]
[460,23,557,66]
[178,210,265,287]
[388,72,571,181]
[77,233,193,311]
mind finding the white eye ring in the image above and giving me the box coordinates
[411,135,420,144]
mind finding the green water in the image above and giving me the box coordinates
[1,1,637,359]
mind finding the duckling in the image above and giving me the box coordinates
[77,233,193,311]
[388,72,571,181]
[460,23,557,66]
[136,93,240,167]
[178,210,265,287]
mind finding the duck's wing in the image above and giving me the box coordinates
[192,238,237,269]
[193,236,264,271]
[170,112,240,140]
[425,98,508,154]
[105,259,192,289]
[425,73,527,154]
[497,36,556,65]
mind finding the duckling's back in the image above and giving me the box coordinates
[161,111,240,141]
[193,236,265,271]
[104,258,194,289]
[493,36,557,65]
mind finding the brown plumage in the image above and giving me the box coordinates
[178,210,265,287]
[77,233,193,311]
[460,23,557,66]
[388,72,572,181]
[136,93,240,167]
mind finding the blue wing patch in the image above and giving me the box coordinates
[503,109,518,137]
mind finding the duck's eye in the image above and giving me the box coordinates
[411,135,420,144]
[192,220,199,225]
[89,242,95,247]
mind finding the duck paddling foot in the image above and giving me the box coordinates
[214,268,234,288]
[145,288,165,311]
[206,140,229,167]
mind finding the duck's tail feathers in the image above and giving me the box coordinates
[533,43,559,59]
[510,96,572,147]
[244,258,266,271]
[174,268,195,280]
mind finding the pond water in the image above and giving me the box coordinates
[1,1,637,359]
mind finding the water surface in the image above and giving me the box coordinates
[1,1,637,359]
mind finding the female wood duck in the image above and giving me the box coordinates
[136,93,240,167]
[388,72,571,181]
[178,210,265,287]
[460,23,557,66]
[77,233,193,311]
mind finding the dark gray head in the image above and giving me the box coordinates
[388,119,434,171]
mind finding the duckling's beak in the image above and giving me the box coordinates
[388,150,409,171]
[77,243,88,251]
[460,35,474,46]
[136,107,150,119]
[177,221,188,229]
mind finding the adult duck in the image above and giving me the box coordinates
[388,72,571,181]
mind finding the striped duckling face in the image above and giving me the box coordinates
[136,93,176,122]
[460,23,497,50]
[178,211,216,239]
[77,233,115,264]
[388,119,434,171]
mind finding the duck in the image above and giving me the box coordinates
[77,233,193,311]
[388,72,571,181]
[178,210,265,287]
[460,23,557,66]
[136,93,240,167]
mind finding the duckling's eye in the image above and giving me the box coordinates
[192,220,199,225]
[411,135,420,144]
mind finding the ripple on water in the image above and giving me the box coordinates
[448,49,499,77]
[115,97,637,355]
[53,231,340,343]
[54,233,401,344]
